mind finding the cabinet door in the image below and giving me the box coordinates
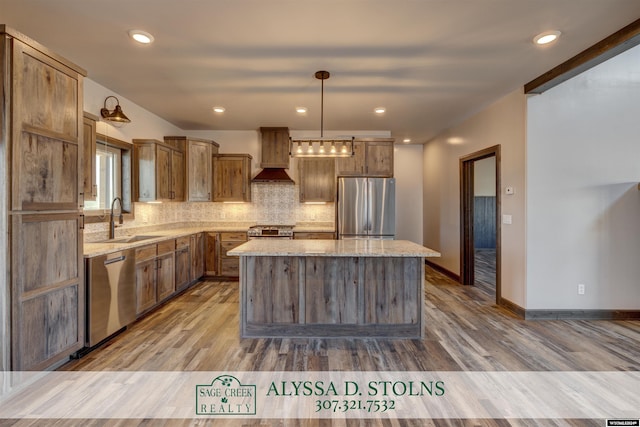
[175,246,191,291]
[187,141,212,201]
[260,127,290,168]
[12,41,82,211]
[157,252,176,301]
[82,114,97,202]
[156,145,171,201]
[335,140,365,176]
[134,143,157,202]
[299,158,335,202]
[213,157,246,201]
[135,258,157,314]
[11,213,84,370]
[171,149,185,201]
[365,141,394,177]
[205,233,218,276]
[191,233,205,281]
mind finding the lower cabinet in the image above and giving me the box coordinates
[204,231,247,277]
[135,240,175,316]
[219,232,247,276]
[175,236,191,291]
[190,232,205,282]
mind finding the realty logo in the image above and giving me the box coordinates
[196,374,257,416]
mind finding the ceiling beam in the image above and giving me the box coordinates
[525,18,640,94]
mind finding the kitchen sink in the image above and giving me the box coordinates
[100,235,158,244]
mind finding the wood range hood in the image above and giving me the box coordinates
[251,127,295,184]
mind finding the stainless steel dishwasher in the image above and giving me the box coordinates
[86,249,136,347]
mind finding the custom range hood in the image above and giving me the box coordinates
[251,127,295,184]
[251,167,294,183]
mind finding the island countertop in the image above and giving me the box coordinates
[227,239,440,258]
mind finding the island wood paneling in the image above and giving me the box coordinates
[364,257,420,325]
[241,255,423,338]
[245,256,300,324]
[304,257,359,324]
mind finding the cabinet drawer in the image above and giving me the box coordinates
[158,240,175,255]
[294,232,335,240]
[176,236,190,248]
[220,258,240,276]
[220,240,244,255]
[136,245,157,261]
[219,232,247,241]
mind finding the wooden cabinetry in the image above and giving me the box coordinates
[175,236,191,291]
[335,139,394,177]
[2,26,86,370]
[204,231,247,277]
[134,241,176,316]
[259,127,290,168]
[82,112,98,202]
[293,232,335,240]
[205,232,219,276]
[133,139,186,202]
[219,232,247,277]
[165,136,220,202]
[212,154,252,202]
[298,158,336,202]
[190,232,205,282]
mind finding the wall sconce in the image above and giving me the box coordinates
[100,96,131,123]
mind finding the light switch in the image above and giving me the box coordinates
[502,214,512,225]
[505,186,514,195]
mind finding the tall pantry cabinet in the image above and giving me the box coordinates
[0,26,86,370]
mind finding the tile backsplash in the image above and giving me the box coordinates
[84,183,334,241]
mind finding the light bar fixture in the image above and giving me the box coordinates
[290,70,354,158]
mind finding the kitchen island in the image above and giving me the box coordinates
[228,239,440,338]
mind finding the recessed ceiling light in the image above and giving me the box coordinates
[213,106,226,113]
[374,107,386,114]
[128,30,154,44]
[296,107,308,114]
[533,30,561,45]
[403,138,411,143]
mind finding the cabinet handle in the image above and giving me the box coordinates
[79,214,85,230]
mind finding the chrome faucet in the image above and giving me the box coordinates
[109,197,124,239]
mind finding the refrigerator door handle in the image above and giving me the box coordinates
[367,179,372,232]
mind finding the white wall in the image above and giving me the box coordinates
[474,156,496,196]
[526,44,640,310]
[84,79,183,142]
[394,145,424,244]
[423,89,527,306]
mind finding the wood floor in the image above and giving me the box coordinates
[3,267,639,427]
[474,248,496,297]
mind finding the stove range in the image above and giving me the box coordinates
[247,224,294,239]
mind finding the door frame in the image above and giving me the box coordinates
[459,145,501,304]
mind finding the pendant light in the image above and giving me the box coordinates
[290,70,353,158]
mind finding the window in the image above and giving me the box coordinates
[83,135,133,221]
[84,144,122,211]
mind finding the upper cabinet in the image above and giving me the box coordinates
[82,112,98,202]
[259,127,290,168]
[298,158,336,202]
[165,136,220,202]
[213,154,252,202]
[133,139,186,202]
[335,139,394,177]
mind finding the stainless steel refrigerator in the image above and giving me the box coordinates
[337,177,395,239]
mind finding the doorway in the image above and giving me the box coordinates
[460,145,501,303]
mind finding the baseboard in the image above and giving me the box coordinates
[524,309,640,321]
[498,297,526,319]
[425,260,460,283]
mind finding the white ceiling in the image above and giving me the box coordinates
[2,0,639,143]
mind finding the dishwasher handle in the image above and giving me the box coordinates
[104,255,126,266]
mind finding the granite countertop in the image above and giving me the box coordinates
[83,225,250,258]
[227,239,441,258]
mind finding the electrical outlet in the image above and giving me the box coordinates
[577,284,586,295]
